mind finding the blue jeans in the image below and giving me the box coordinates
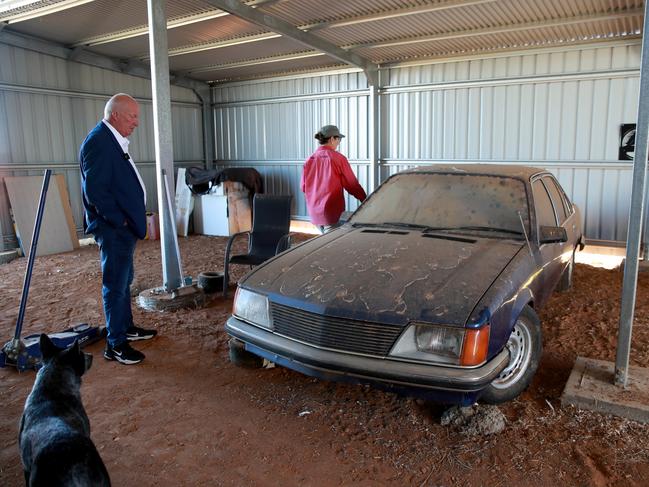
[94,224,137,347]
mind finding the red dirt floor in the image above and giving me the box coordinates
[1,235,648,486]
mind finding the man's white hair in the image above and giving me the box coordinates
[103,93,137,120]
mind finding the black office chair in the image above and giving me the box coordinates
[223,194,292,297]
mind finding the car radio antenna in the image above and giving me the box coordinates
[518,211,533,257]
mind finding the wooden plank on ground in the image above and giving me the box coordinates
[4,174,80,256]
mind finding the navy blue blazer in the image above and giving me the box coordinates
[79,122,146,239]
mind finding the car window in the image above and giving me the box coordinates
[532,179,557,227]
[542,177,567,224]
[350,173,530,235]
[550,177,574,216]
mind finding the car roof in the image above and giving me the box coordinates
[400,163,548,181]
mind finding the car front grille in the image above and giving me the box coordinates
[270,302,404,357]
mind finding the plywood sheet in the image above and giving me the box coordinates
[4,174,79,257]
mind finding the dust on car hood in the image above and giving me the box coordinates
[243,227,524,326]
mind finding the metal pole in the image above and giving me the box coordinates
[14,169,51,339]
[615,0,649,387]
[367,68,380,193]
[194,85,214,168]
[147,0,182,290]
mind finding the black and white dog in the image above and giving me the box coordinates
[19,334,110,486]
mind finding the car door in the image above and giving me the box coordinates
[531,177,564,302]
[548,175,580,248]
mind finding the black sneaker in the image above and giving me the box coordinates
[126,325,158,341]
[104,342,145,365]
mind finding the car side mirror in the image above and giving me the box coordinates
[539,225,567,244]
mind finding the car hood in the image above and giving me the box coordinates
[243,226,523,326]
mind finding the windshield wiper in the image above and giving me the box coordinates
[354,222,522,237]
[351,222,385,228]
[452,225,523,235]
[381,221,432,230]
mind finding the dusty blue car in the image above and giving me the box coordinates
[225,165,584,405]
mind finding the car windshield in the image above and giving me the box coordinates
[350,172,530,237]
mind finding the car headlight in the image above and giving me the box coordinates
[390,322,490,366]
[232,288,273,330]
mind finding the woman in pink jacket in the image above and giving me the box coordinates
[301,125,367,233]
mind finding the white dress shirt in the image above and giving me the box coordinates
[102,120,147,204]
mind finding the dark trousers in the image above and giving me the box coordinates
[94,225,137,348]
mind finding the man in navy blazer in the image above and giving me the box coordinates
[80,93,157,365]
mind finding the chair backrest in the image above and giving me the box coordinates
[248,194,292,258]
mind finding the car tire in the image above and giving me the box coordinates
[481,305,542,404]
[228,338,263,369]
[197,271,224,294]
[557,249,575,292]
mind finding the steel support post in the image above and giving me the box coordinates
[368,83,380,192]
[194,85,214,168]
[147,0,182,291]
[615,0,649,387]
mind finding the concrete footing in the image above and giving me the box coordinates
[561,356,649,424]
[137,284,206,312]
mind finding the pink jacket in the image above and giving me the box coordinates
[301,146,367,225]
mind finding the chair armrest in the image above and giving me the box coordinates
[275,233,292,255]
[225,231,250,261]
[223,231,251,298]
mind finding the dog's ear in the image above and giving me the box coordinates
[61,339,81,361]
[39,334,58,361]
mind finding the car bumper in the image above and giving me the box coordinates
[225,316,509,393]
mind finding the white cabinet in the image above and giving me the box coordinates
[193,194,229,236]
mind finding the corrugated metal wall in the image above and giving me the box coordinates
[212,41,642,243]
[213,71,371,217]
[0,43,204,251]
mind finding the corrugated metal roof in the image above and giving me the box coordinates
[168,37,314,71]
[190,56,345,82]
[0,0,643,84]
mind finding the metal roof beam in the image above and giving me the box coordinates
[0,0,96,23]
[203,0,378,84]
[69,0,281,48]
[347,10,643,50]
[303,0,498,32]
[0,29,208,92]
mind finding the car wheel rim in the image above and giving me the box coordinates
[491,318,533,389]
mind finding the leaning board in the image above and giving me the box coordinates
[4,174,79,256]
[224,181,252,235]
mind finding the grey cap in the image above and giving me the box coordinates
[320,125,345,138]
